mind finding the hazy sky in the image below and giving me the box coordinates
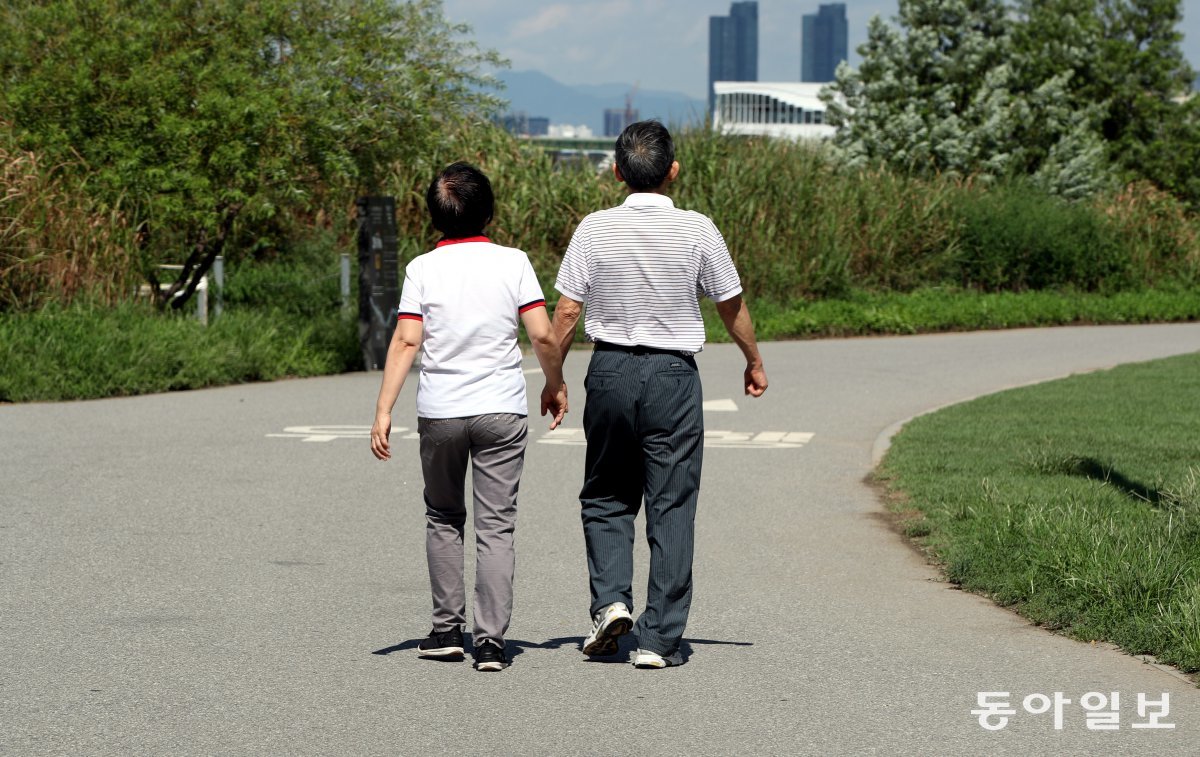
[442,0,1200,100]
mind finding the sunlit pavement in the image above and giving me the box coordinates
[4,323,1200,755]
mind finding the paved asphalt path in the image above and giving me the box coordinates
[4,323,1200,755]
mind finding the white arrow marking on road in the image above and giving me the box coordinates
[701,431,814,449]
[517,386,739,412]
[266,425,418,442]
[538,428,586,445]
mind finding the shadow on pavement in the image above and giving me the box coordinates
[372,636,582,661]
[372,640,423,656]
[372,639,462,662]
[370,635,752,664]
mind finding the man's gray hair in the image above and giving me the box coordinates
[615,120,675,192]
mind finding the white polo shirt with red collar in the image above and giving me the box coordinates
[398,236,546,419]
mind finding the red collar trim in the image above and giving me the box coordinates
[436,236,491,248]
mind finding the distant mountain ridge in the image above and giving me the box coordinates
[495,70,707,134]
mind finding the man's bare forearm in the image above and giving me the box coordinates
[715,294,762,366]
[715,294,768,396]
[551,296,583,362]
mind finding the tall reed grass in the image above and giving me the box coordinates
[673,136,964,297]
[4,120,1199,313]
[385,122,623,284]
[1,126,139,311]
[1099,181,1200,286]
[385,125,1200,301]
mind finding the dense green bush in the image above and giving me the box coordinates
[0,301,358,402]
[953,184,1129,291]
[222,253,346,318]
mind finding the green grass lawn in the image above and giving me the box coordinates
[877,352,1200,674]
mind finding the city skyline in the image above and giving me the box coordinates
[709,1,759,108]
[442,0,1200,101]
[802,3,849,82]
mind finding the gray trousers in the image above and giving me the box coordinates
[418,413,527,645]
[580,346,704,656]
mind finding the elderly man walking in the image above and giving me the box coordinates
[551,120,768,668]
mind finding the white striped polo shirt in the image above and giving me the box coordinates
[555,193,742,354]
[398,237,546,418]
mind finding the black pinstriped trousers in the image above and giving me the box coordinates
[580,345,704,656]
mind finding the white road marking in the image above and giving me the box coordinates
[537,428,814,450]
[268,425,812,449]
[519,376,740,413]
[266,425,418,442]
[538,428,586,445]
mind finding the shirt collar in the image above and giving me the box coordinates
[436,235,491,248]
[622,193,675,208]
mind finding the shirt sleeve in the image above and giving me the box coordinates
[397,259,423,321]
[517,254,547,313]
[697,217,743,302]
[554,218,590,302]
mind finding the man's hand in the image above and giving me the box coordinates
[745,362,768,397]
[370,412,392,460]
[541,382,569,429]
[715,295,767,398]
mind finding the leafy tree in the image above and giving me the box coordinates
[821,0,1006,174]
[822,0,1112,197]
[0,0,502,308]
[1014,0,1198,203]
[824,0,1196,202]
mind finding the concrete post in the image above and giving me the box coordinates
[340,253,351,314]
[212,255,224,319]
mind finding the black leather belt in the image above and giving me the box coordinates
[593,341,694,359]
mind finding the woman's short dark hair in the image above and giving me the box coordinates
[426,162,494,239]
[614,120,675,191]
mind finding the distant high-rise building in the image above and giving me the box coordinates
[497,112,550,137]
[709,1,758,111]
[802,4,848,83]
[604,108,639,137]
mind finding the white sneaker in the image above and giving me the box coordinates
[581,602,633,656]
[632,648,683,668]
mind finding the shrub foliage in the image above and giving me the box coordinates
[0,0,502,311]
